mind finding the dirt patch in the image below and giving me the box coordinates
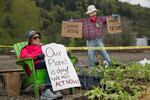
[139,90,150,100]
[0,88,86,100]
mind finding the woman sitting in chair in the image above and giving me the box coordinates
[20,30,63,100]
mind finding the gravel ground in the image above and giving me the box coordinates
[73,50,150,65]
[0,50,150,99]
[0,50,150,70]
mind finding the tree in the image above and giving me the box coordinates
[66,0,77,11]
[42,0,51,11]
[0,0,42,44]
[3,0,12,12]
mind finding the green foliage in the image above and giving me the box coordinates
[0,0,150,46]
[84,63,150,99]
[0,0,42,44]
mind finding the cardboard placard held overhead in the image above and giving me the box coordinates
[61,21,83,38]
[106,17,122,33]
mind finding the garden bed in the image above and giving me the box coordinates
[77,63,150,100]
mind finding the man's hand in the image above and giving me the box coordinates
[112,14,120,19]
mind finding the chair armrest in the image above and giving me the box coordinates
[16,58,33,65]
[16,58,35,72]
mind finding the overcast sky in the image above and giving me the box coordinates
[119,0,150,8]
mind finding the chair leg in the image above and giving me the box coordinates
[69,88,74,94]
[34,84,40,97]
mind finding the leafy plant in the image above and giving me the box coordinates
[84,63,150,100]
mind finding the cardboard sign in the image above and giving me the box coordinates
[107,17,122,33]
[42,43,81,91]
[61,21,82,38]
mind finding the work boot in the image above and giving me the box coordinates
[103,60,108,68]
[54,91,63,99]
[40,89,58,100]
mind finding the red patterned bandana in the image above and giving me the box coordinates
[90,16,97,23]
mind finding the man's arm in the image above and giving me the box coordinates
[97,16,107,25]
[72,17,89,22]
[97,15,118,25]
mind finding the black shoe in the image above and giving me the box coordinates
[113,63,122,67]
[95,61,100,66]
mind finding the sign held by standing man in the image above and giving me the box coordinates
[61,21,83,38]
[106,16,122,33]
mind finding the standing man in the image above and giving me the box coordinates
[75,5,112,67]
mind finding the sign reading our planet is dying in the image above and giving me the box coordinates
[106,17,122,33]
[41,43,81,91]
[61,21,83,38]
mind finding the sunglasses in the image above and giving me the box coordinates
[32,36,40,40]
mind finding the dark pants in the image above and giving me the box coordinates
[35,60,51,88]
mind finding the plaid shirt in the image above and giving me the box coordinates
[74,16,106,40]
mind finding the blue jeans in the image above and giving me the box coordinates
[35,60,51,87]
[86,38,112,67]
